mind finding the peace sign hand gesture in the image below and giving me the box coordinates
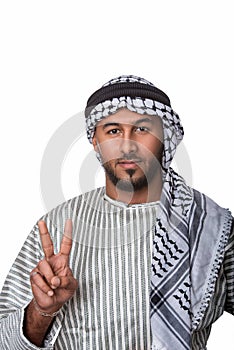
[30,219,78,315]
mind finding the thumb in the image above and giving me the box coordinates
[51,276,61,289]
[58,275,78,290]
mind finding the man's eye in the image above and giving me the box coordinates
[136,126,149,132]
[108,129,120,135]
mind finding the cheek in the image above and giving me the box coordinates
[153,140,164,156]
[141,138,164,157]
[98,141,120,161]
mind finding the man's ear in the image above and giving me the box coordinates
[92,134,98,152]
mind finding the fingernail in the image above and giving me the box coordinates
[65,219,72,237]
[51,276,60,288]
[47,290,54,297]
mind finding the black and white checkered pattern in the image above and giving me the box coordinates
[85,75,183,171]
[102,74,155,87]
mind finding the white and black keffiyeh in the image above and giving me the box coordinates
[85,76,183,173]
[85,75,233,349]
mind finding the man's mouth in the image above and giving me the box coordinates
[117,159,142,169]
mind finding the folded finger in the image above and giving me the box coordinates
[37,259,59,289]
[30,270,54,297]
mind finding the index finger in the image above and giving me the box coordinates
[60,219,73,256]
[38,220,54,259]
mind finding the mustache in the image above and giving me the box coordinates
[116,153,143,162]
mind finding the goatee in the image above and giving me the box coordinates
[103,163,156,192]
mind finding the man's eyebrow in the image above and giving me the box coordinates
[134,118,154,125]
[102,122,120,130]
[102,118,154,129]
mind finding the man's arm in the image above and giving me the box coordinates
[23,300,55,347]
[224,220,234,315]
[0,219,78,349]
[0,224,43,349]
[23,220,78,346]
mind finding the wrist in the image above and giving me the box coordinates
[32,298,61,318]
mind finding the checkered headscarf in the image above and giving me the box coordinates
[85,75,184,172]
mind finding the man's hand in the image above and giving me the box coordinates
[30,219,78,314]
[24,219,78,346]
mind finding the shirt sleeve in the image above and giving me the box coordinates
[0,224,53,350]
[224,218,234,315]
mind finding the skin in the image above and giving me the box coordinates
[24,108,164,346]
[92,108,164,204]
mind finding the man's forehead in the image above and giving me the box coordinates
[96,109,160,127]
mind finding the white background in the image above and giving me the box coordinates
[0,1,233,348]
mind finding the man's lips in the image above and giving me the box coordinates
[117,160,142,169]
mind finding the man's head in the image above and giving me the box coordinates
[85,75,184,202]
[92,108,164,193]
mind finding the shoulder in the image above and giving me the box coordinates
[189,188,233,250]
[191,187,232,217]
[43,187,105,219]
[37,187,105,243]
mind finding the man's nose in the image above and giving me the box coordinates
[119,137,138,155]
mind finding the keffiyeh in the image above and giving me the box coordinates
[85,75,233,349]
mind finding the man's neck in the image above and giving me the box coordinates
[105,176,162,205]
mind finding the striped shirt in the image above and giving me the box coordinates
[0,187,158,349]
[0,187,233,349]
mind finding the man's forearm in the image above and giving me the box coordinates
[23,300,54,347]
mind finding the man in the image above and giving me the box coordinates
[0,75,233,350]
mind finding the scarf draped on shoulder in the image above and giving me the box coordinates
[151,167,232,349]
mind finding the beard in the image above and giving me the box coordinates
[102,159,161,192]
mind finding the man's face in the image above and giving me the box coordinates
[92,109,164,192]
